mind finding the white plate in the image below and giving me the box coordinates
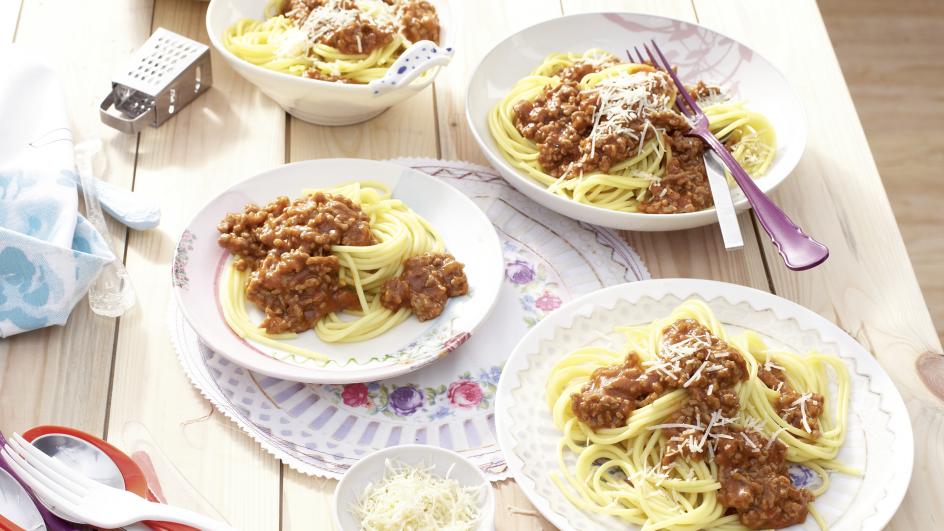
[170,158,649,479]
[332,445,495,531]
[495,279,913,531]
[466,12,807,231]
[172,159,504,384]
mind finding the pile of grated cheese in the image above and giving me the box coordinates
[351,459,484,531]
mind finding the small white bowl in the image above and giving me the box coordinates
[206,0,453,125]
[465,12,807,231]
[333,445,495,531]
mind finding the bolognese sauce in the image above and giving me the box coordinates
[217,189,468,335]
[281,0,441,65]
[511,60,722,214]
[570,319,819,529]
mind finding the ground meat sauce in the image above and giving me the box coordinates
[638,131,711,214]
[569,353,665,429]
[513,79,599,178]
[715,426,813,529]
[282,0,440,79]
[759,364,825,437]
[689,80,722,102]
[324,13,395,55]
[397,0,440,44]
[282,0,325,25]
[512,60,721,214]
[217,192,375,334]
[380,252,468,321]
[303,69,354,83]
[570,319,818,529]
[247,251,360,334]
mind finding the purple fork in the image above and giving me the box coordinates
[630,41,828,271]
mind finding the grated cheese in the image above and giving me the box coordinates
[792,393,814,433]
[647,422,705,432]
[300,0,394,46]
[765,427,788,451]
[567,70,675,178]
[682,360,709,388]
[273,27,311,58]
[741,432,759,450]
[352,459,484,531]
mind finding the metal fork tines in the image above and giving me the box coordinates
[1,434,235,531]
[626,45,743,251]
[631,41,828,270]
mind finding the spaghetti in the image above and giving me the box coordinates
[223,0,440,84]
[489,50,776,214]
[217,182,467,360]
[546,299,851,530]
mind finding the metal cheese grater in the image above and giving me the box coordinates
[99,28,212,134]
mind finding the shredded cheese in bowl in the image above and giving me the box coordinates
[351,459,485,531]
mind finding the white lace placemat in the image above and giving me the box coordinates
[169,158,649,480]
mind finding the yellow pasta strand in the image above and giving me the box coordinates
[223,1,427,83]
[488,50,777,213]
[218,181,444,359]
[546,300,852,530]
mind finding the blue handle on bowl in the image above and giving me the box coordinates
[368,40,454,96]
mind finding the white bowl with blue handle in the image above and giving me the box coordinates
[206,0,454,126]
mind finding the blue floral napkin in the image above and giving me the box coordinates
[0,46,115,337]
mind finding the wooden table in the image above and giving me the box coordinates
[2,0,942,529]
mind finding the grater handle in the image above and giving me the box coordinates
[100,92,153,134]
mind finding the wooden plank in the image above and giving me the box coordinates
[288,89,437,161]
[0,0,151,436]
[105,1,283,528]
[281,40,442,531]
[430,1,563,529]
[284,4,567,527]
[819,0,944,343]
[558,0,771,287]
[434,0,562,165]
[0,0,21,42]
[690,0,944,528]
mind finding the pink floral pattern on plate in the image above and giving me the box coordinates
[170,158,649,480]
[503,240,566,326]
[324,366,501,422]
[172,230,195,290]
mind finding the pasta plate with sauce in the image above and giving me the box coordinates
[489,49,776,215]
[495,279,914,531]
[172,159,503,384]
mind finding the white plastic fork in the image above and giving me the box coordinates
[2,434,236,531]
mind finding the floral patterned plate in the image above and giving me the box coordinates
[171,158,504,384]
[169,159,649,479]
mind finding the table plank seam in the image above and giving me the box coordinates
[748,212,776,293]
[9,0,23,42]
[431,82,443,158]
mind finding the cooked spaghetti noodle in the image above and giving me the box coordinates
[489,50,776,214]
[223,0,440,83]
[218,182,467,359]
[546,300,852,530]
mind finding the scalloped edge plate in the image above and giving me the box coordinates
[495,279,912,531]
[172,158,504,384]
